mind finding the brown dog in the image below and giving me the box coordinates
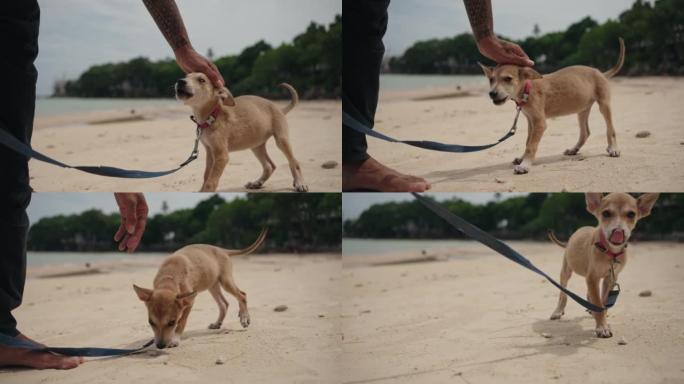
[133,228,267,349]
[548,193,658,337]
[479,38,625,174]
[175,73,307,192]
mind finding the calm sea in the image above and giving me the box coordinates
[380,74,484,92]
[27,251,166,267]
[343,238,471,257]
[35,97,177,117]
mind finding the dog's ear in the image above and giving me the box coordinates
[176,291,197,307]
[133,284,152,302]
[518,67,542,80]
[217,87,235,106]
[477,62,493,78]
[636,193,659,218]
[585,193,603,214]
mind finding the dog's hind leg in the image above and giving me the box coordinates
[597,96,620,157]
[550,257,572,320]
[274,134,308,192]
[219,273,250,328]
[565,107,592,156]
[245,143,275,189]
[208,283,229,329]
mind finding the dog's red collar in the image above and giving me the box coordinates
[594,230,627,259]
[190,104,222,129]
[515,79,532,108]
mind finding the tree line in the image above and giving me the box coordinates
[29,194,342,253]
[56,15,341,99]
[344,193,684,241]
[389,0,683,75]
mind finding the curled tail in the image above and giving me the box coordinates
[547,230,567,248]
[603,37,625,79]
[227,227,268,256]
[279,83,299,114]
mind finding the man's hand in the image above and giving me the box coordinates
[113,193,148,253]
[477,36,534,67]
[174,45,225,87]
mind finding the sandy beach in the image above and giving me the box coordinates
[341,241,684,384]
[369,77,684,192]
[2,254,341,384]
[29,100,341,192]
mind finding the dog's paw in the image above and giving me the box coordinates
[514,164,529,174]
[549,311,564,320]
[564,147,579,156]
[512,157,523,165]
[294,182,309,193]
[239,312,251,328]
[607,146,621,157]
[595,325,613,338]
[245,181,264,189]
[208,322,222,330]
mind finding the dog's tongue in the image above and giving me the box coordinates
[609,229,625,244]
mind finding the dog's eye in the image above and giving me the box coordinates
[601,210,612,218]
[167,320,176,327]
[198,78,206,84]
[626,211,636,219]
[503,76,513,82]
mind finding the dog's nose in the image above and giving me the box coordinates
[176,79,186,87]
[488,90,497,99]
[156,342,166,349]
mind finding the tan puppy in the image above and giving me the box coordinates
[175,73,307,192]
[548,193,658,338]
[479,38,625,174]
[133,228,267,349]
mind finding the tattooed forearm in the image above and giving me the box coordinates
[142,0,190,51]
[463,0,493,41]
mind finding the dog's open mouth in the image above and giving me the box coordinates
[608,229,626,245]
[175,87,193,100]
[492,96,508,105]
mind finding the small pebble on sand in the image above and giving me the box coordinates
[635,130,651,138]
[541,332,553,338]
[618,337,628,345]
[639,290,652,297]
[216,357,226,365]
[321,160,338,169]
[274,305,288,312]
[495,178,505,184]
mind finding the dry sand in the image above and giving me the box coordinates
[2,254,341,384]
[341,241,684,384]
[30,100,341,192]
[370,77,684,191]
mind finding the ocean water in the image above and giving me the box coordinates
[27,251,166,267]
[380,74,484,92]
[343,238,471,257]
[35,97,178,117]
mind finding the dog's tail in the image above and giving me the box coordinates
[547,230,567,248]
[603,37,625,79]
[279,83,299,115]
[227,227,268,256]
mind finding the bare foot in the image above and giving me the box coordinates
[343,157,430,192]
[0,334,84,370]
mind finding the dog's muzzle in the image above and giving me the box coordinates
[489,90,508,105]
[175,79,193,99]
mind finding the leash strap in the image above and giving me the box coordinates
[0,333,153,357]
[0,123,200,179]
[342,93,518,153]
[412,193,605,313]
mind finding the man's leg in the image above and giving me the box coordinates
[342,0,430,192]
[0,1,82,369]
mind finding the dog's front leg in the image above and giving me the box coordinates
[200,149,229,192]
[169,303,194,348]
[514,115,546,174]
[201,149,214,190]
[587,275,612,338]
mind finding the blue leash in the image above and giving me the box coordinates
[0,333,153,357]
[0,123,200,179]
[342,94,519,153]
[412,193,605,313]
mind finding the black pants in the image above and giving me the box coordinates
[0,1,39,337]
[342,0,390,163]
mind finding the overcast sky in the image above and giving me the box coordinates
[36,0,340,96]
[27,193,245,222]
[342,193,527,221]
